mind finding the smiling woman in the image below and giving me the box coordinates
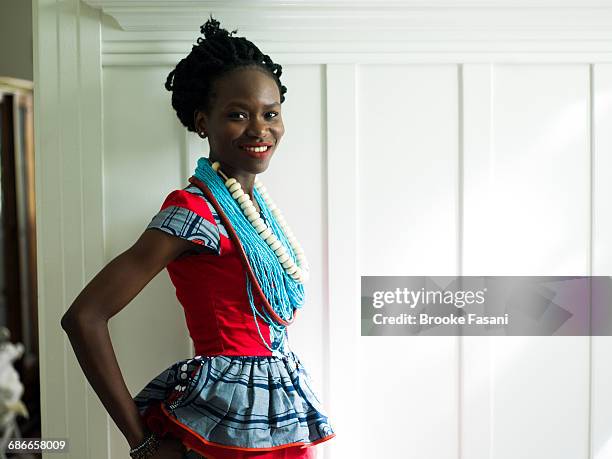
[193,67,285,178]
[61,13,334,459]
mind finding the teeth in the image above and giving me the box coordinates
[242,146,269,153]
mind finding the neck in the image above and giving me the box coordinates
[208,156,257,204]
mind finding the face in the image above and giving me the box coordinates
[194,66,285,175]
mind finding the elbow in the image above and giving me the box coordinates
[61,309,105,333]
[60,311,77,333]
[60,310,88,333]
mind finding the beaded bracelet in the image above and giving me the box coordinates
[129,431,161,459]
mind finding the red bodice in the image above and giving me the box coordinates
[153,185,288,356]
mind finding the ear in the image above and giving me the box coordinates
[194,109,208,138]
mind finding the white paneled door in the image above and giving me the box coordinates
[33,1,612,458]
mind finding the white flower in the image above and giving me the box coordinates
[0,341,29,427]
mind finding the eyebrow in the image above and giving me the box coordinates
[224,101,280,109]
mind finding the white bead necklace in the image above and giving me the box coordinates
[211,161,310,283]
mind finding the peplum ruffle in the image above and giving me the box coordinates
[133,351,335,457]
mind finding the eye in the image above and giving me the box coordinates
[228,112,247,120]
[265,111,279,119]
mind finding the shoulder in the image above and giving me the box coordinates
[145,184,226,256]
[159,184,217,225]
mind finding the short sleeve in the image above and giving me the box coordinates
[146,189,221,255]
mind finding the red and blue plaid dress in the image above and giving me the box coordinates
[133,183,335,458]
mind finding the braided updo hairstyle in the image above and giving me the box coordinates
[165,15,288,133]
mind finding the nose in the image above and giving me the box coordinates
[246,117,268,139]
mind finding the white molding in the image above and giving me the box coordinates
[592,64,612,459]
[461,64,494,459]
[101,52,612,67]
[34,0,109,457]
[86,0,612,33]
[83,0,612,14]
[326,63,359,459]
[90,1,612,62]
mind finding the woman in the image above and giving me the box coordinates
[61,16,335,459]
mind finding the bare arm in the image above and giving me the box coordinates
[60,229,203,449]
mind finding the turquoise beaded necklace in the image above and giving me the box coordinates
[193,157,305,352]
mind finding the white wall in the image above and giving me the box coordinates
[34,1,612,458]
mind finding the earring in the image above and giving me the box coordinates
[199,131,207,138]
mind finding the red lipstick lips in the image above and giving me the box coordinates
[239,142,273,148]
[240,143,273,159]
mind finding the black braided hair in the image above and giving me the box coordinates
[165,15,288,132]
